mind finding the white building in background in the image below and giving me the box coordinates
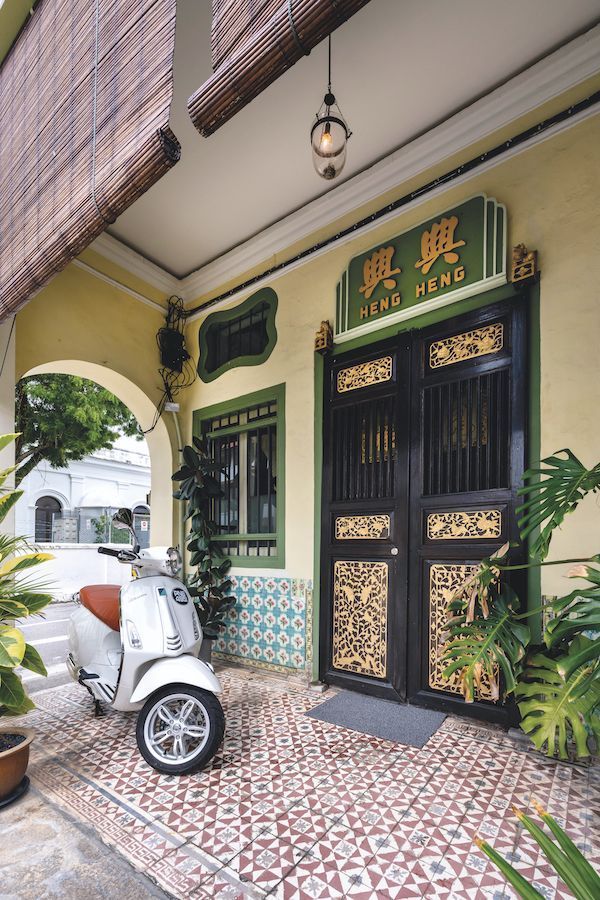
[15,435,151,545]
[14,436,152,601]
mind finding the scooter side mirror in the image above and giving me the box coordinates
[112,508,140,553]
[113,508,134,529]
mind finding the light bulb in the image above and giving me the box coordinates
[319,126,333,151]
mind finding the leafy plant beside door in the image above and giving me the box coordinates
[172,437,236,639]
[441,449,600,759]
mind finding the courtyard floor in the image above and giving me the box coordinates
[8,666,600,899]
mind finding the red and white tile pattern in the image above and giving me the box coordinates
[20,667,599,899]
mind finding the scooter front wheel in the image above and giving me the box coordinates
[136,683,225,775]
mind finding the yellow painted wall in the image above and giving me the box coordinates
[11,112,600,598]
[183,113,600,596]
[15,263,178,546]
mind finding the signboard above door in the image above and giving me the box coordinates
[335,195,507,342]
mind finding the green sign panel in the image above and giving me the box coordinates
[335,194,506,340]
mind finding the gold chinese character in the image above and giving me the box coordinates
[415,216,466,275]
[359,246,402,300]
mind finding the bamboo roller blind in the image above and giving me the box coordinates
[189,0,372,137]
[0,0,180,321]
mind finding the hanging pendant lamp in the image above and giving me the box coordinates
[310,35,351,181]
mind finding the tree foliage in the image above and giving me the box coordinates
[15,374,141,485]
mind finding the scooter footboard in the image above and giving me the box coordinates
[119,656,222,711]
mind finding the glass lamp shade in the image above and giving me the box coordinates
[311,114,350,180]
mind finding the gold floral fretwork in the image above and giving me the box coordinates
[333,560,387,678]
[337,356,393,393]
[335,514,390,540]
[427,509,501,541]
[429,563,494,699]
[429,323,503,369]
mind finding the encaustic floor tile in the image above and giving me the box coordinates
[26,671,600,900]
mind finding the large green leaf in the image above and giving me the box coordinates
[11,591,53,615]
[543,564,600,652]
[0,624,26,667]
[442,592,530,702]
[517,450,600,559]
[0,695,35,716]
[0,667,26,709]
[0,433,20,453]
[21,643,47,676]
[0,464,18,490]
[0,597,29,620]
[0,489,24,527]
[0,551,53,576]
[516,642,600,759]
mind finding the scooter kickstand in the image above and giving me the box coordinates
[94,699,105,718]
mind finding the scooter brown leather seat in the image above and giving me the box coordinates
[79,585,121,632]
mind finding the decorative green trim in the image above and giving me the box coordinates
[312,352,324,683]
[526,282,542,640]
[197,288,278,383]
[192,383,286,569]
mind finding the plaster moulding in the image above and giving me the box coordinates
[90,25,600,309]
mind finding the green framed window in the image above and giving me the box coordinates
[198,288,278,383]
[193,384,285,568]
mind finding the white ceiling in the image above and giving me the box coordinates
[107,0,600,278]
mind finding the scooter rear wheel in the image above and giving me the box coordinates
[136,683,224,775]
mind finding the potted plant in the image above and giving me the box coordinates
[441,448,600,760]
[172,437,236,663]
[0,433,53,807]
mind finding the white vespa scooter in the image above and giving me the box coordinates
[67,508,224,775]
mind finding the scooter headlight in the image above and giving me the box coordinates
[166,546,182,576]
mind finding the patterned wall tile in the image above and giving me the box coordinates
[213,575,311,673]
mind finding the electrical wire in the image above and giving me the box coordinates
[143,297,196,435]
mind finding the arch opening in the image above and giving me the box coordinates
[20,360,175,546]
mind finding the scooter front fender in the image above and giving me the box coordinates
[130,656,222,705]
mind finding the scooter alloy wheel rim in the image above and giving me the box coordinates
[143,693,211,765]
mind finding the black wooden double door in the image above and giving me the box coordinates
[320,299,527,722]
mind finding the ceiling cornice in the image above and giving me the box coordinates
[89,233,180,296]
[90,24,600,306]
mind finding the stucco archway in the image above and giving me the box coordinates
[21,360,175,546]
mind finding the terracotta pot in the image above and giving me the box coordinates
[0,728,34,802]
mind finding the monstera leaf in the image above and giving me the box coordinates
[516,640,600,759]
[517,450,600,559]
[442,591,530,702]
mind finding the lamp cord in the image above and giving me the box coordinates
[328,34,331,93]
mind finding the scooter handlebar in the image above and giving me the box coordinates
[97,546,137,562]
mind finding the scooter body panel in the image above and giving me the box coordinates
[68,605,122,702]
[129,656,222,707]
[110,575,206,711]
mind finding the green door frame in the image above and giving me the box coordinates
[311,279,541,682]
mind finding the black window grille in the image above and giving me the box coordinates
[203,400,278,558]
[331,395,397,502]
[204,301,270,375]
[423,368,510,495]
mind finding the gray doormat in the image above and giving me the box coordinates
[306,691,446,747]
